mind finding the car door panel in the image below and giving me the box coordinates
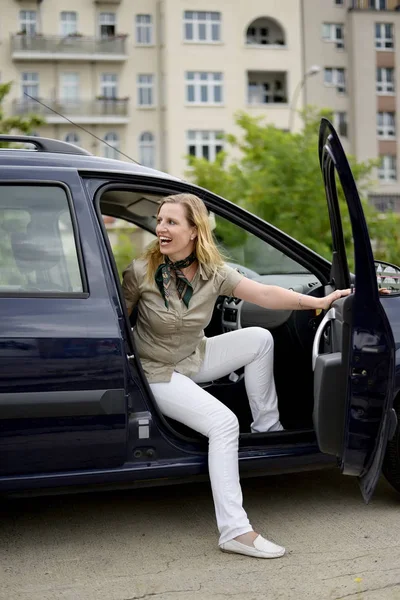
[313,120,396,502]
[0,171,129,476]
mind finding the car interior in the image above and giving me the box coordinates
[98,186,330,444]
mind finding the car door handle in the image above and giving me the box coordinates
[312,307,336,371]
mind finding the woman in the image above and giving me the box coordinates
[122,193,350,559]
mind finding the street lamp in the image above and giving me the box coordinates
[288,65,321,132]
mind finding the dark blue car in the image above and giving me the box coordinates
[0,120,399,504]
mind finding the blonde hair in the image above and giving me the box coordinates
[144,193,224,280]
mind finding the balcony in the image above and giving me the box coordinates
[350,0,400,10]
[11,34,128,62]
[13,98,129,125]
[247,71,288,106]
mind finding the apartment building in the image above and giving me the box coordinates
[2,0,400,208]
[1,0,303,178]
[302,0,400,210]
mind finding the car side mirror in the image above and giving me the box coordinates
[375,260,400,293]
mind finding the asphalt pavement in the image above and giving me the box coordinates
[1,467,400,600]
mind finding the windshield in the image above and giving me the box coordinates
[213,214,310,276]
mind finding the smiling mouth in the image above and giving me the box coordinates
[159,237,172,246]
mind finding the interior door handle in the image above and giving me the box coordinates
[312,307,336,371]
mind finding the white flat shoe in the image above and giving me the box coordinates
[219,535,285,559]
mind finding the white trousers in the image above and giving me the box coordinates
[149,327,282,545]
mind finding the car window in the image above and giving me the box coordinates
[213,214,310,275]
[0,185,83,293]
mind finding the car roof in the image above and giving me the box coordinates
[0,148,181,182]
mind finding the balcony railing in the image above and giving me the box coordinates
[13,98,129,119]
[351,0,400,10]
[11,34,127,58]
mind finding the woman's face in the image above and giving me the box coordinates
[156,203,197,261]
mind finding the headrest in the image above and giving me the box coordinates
[10,231,62,272]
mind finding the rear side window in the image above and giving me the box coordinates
[0,185,84,294]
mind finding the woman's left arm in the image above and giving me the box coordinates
[233,278,351,312]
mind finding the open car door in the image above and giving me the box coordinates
[312,118,397,502]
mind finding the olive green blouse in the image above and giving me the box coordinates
[122,258,244,383]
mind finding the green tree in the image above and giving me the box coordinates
[0,82,44,145]
[187,108,400,269]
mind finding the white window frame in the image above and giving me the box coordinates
[21,72,39,104]
[139,132,155,168]
[60,12,77,36]
[185,72,223,105]
[100,73,118,99]
[247,82,271,104]
[377,112,396,139]
[376,67,395,94]
[333,111,348,137]
[378,155,397,181]
[375,23,394,50]
[187,130,224,162]
[103,132,120,159]
[322,23,344,49]
[136,14,153,45]
[19,10,37,36]
[246,26,270,45]
[60,73,80,104]
[183,11,221,43]
[137,74,155,107]
[99,12,116,38]
[65,133,80,146]
[324,68,346,93]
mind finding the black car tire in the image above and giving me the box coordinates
[383,398,400,494]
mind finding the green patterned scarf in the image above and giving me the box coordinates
[155,252,197,309]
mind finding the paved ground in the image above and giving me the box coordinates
[1,468,400,600]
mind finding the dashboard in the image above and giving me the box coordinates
[221,266,322,334]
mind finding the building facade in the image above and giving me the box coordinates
[302,0,400,210]
[1,0,303,178]
[1,0,400,208]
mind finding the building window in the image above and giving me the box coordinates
[60,12,77,36]
[377,67,395,93]
[335,0,344,5]
[322,23,344,48]
[21,72,39,102]
[247,78,287,104]
[375,23,394,49]
[136,15,153,45]
[103,132,119,159]
[333,112,348,137]
[139,132,155,168]
[60,73,80,104]
[100,74,118,99]
[19,10,37,35]
[187,130,224,161]
[183,11,221,42]
[137,74,154,107]
[99,13,116,38]
[377,112,396,138]
[65,133,80,146]
[186,72,223,104]
[379,155,397,181]
[370,0,387,9]
[324,68,346,93]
